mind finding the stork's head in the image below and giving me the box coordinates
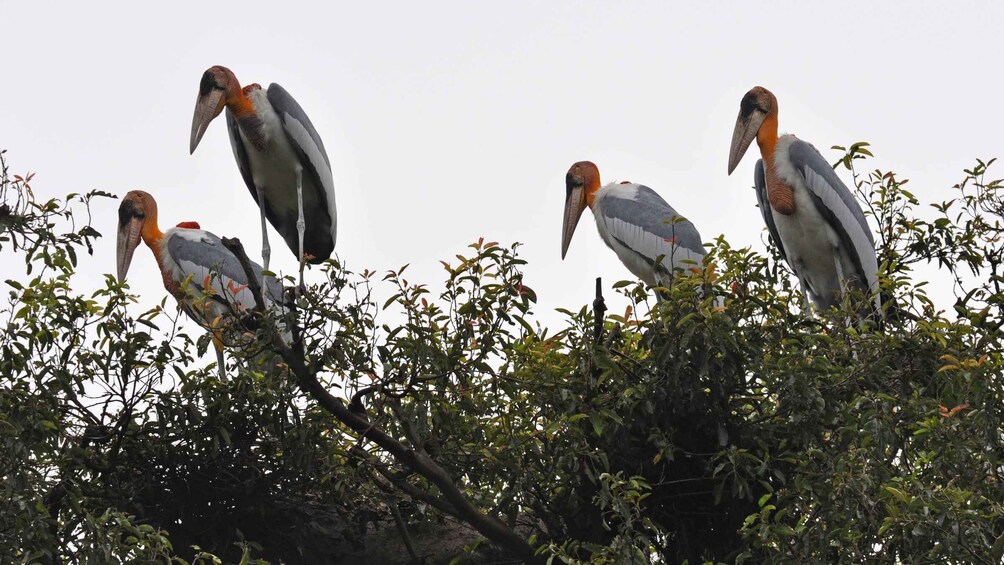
[728,86,778,175]
[190,65,240,154]
[561,160,600,259]
[116,190,158,283]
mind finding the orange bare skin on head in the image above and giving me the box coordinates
[200,67,265,150]
[568,161,603,208]
[206,66,255,118]
[122,191,182,298]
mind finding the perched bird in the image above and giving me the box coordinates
[727,86,880,313]
[561,160,707,291]
[189,65,336,286]
[116,190,286,377]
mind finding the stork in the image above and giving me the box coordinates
[189,65,336,288]
[116,190,286,378]
[561,161,708,294]
[727,86,880,315]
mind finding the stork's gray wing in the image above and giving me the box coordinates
[165,228,285,308]
[754,159,789,265]
[225,110,260,206]
[598,184,706,272]
[267,83,337,246]
[787,139,879,294]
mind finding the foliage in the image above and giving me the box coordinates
[1,144,1002,564]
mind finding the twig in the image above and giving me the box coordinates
[387,398,424,451]
[350,385,379,421]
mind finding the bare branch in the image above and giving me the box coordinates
[221,237,266,314]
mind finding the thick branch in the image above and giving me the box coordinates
[365,452,460,518]
[390,502,420,562]
[223,239,541,564]
[287,351,539,562]
[221,237,266,314]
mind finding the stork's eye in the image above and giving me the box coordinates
[739,93,760,117]
[200,71,224,94]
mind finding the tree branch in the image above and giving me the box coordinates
[390,501,420,562]
[592,277,606,345]
[223,238,541,564]
[221,237,266,314]
[361,451,461,518]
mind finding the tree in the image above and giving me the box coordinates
[1,145,1002,564]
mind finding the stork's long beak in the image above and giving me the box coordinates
[189,89,225,154]
[116,214,143,283]
[727,108,767,175]
[561,176,588,259]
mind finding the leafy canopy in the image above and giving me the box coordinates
[1,145,1002,564]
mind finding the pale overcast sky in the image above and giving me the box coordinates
[2,1,1001,336]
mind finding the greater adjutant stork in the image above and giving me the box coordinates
[727,86,880,313]
[189,65,336,286]
[116,190,286,377]
[561,161,708,291]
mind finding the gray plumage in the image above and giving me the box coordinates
[756,137,879,310]
[165,227,285,309]
[788,139,876,287]
[754,159,788,264]
[225,82,337,263]
[593,183,707,287]
[267,84,333,173]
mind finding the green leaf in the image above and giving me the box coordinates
[882,486,911,504]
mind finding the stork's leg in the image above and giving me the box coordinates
[256,184,271,291]
[798,277,812,316]
[833,251,852,325]
[295,168,306,292]
[212,333,227,382]
[834,253,847,294]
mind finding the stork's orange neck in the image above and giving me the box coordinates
[140,210,163,251]
[225,83,267,151]
[224,84,256,119]
[756,111,779,162]
[756,110,795,215]
[585,178,602,208]
[138,211,177,295]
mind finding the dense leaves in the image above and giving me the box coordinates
[1,145,1002,564]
